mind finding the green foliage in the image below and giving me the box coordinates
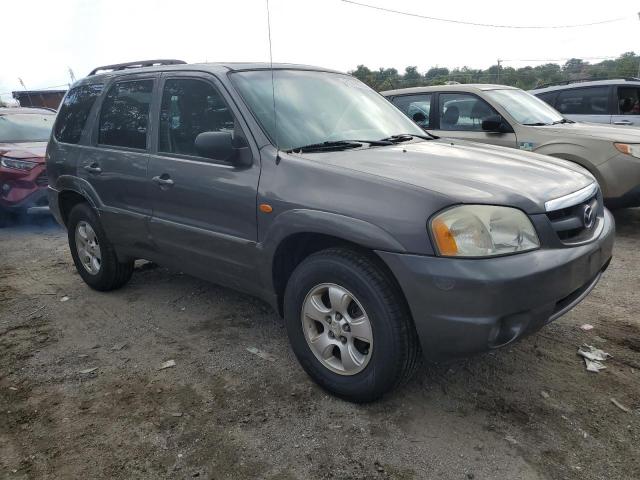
[350,52,640,91]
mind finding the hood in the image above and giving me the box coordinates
[300,139,594,214]
[535,121,640,143]
[0,142,47,163]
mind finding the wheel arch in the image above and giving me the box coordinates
[54,176,102,226]
[264,210,409,317]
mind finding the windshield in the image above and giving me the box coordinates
[485,89,564,125]
[0,113,55,143]
[231,70,424,151]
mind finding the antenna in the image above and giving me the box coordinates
[266,0,279,158]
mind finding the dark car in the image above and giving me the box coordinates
[46,60,614,402]
[0,107,55,225]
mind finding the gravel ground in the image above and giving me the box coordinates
[0,209,638,479]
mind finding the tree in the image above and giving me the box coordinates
[348,52,639,91]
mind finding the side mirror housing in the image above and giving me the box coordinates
[195,131,233,162]
[482,115,512,133]
[194,131,254,167]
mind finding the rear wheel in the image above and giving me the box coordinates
[67,203,133,291]
[284,247,420,402]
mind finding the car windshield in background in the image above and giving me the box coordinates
[0,113,55,143]
[485,89,564,126]
[231,69,424,151]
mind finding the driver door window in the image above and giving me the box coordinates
[432,92,517,148]
[159,78,236,158]
[438,93,496,131]
[613,86,640,126]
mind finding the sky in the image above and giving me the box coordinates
[1,0,638,100]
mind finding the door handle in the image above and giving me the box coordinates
[613,120,632,125]
[152,175,175,187]
[83,163,102,174]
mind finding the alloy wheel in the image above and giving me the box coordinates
[75,221,102,275]
[301,283,373,375]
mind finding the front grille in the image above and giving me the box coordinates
[35,172,48,186]
[546,193,599,243]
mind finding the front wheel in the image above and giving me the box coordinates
[67,203,134,291]
[284,248,420,402]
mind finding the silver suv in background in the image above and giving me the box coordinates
[530,78,640,126]
[382,84,640,208]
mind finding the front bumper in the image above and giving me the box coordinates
[378,208,615,361]
[0,186,49,215]
[0,163,49,214]
[599,152,640,203]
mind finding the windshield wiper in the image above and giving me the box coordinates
[379,132,437,143]
[523,122,550,126]
[286,139,396,153]
[552,118,574,125]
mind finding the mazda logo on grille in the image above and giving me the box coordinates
[582,205,595,229]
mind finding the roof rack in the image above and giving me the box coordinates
[88,59,187,76]
[535,77,640,89]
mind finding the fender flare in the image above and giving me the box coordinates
[260,209,407,258]
[54,175,103,212]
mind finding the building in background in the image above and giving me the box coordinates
[12,89,67,110]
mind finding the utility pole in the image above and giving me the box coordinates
[18,77,34,107]
[497,59,502,83]
[637,13,640,78]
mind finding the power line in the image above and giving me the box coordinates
[341,0,630,29]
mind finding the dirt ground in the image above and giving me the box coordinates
[0,209,638,480]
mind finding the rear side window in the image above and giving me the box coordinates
[99,80,153,149]
[159,78,235,158]
[54,84,103,144]
[392,94,431,128]
[556,87,610,115]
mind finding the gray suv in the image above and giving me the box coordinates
[47,60,614,402]
[530,78,640,126]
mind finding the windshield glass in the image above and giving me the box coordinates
[0,113,55,142]
[231,70,424,151]
[485,89,564,125]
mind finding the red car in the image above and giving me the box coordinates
[0,107,55,225]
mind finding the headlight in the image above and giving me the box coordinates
[430,205,540,257]
[614,143,640,159]
[0,157,38,170]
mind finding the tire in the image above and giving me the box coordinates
[67,203,134,291]
[0,208,14,228]
[284,247,420,402]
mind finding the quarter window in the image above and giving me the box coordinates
[555,87,610,115]
[392,94,431,128]
[98,80,153,149]
[438,93,497,131]
[159,78,235,157]
[54,84,103,144]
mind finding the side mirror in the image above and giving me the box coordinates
[482,115,511,133]
[412,112,427,123]
[194,131,234,162]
